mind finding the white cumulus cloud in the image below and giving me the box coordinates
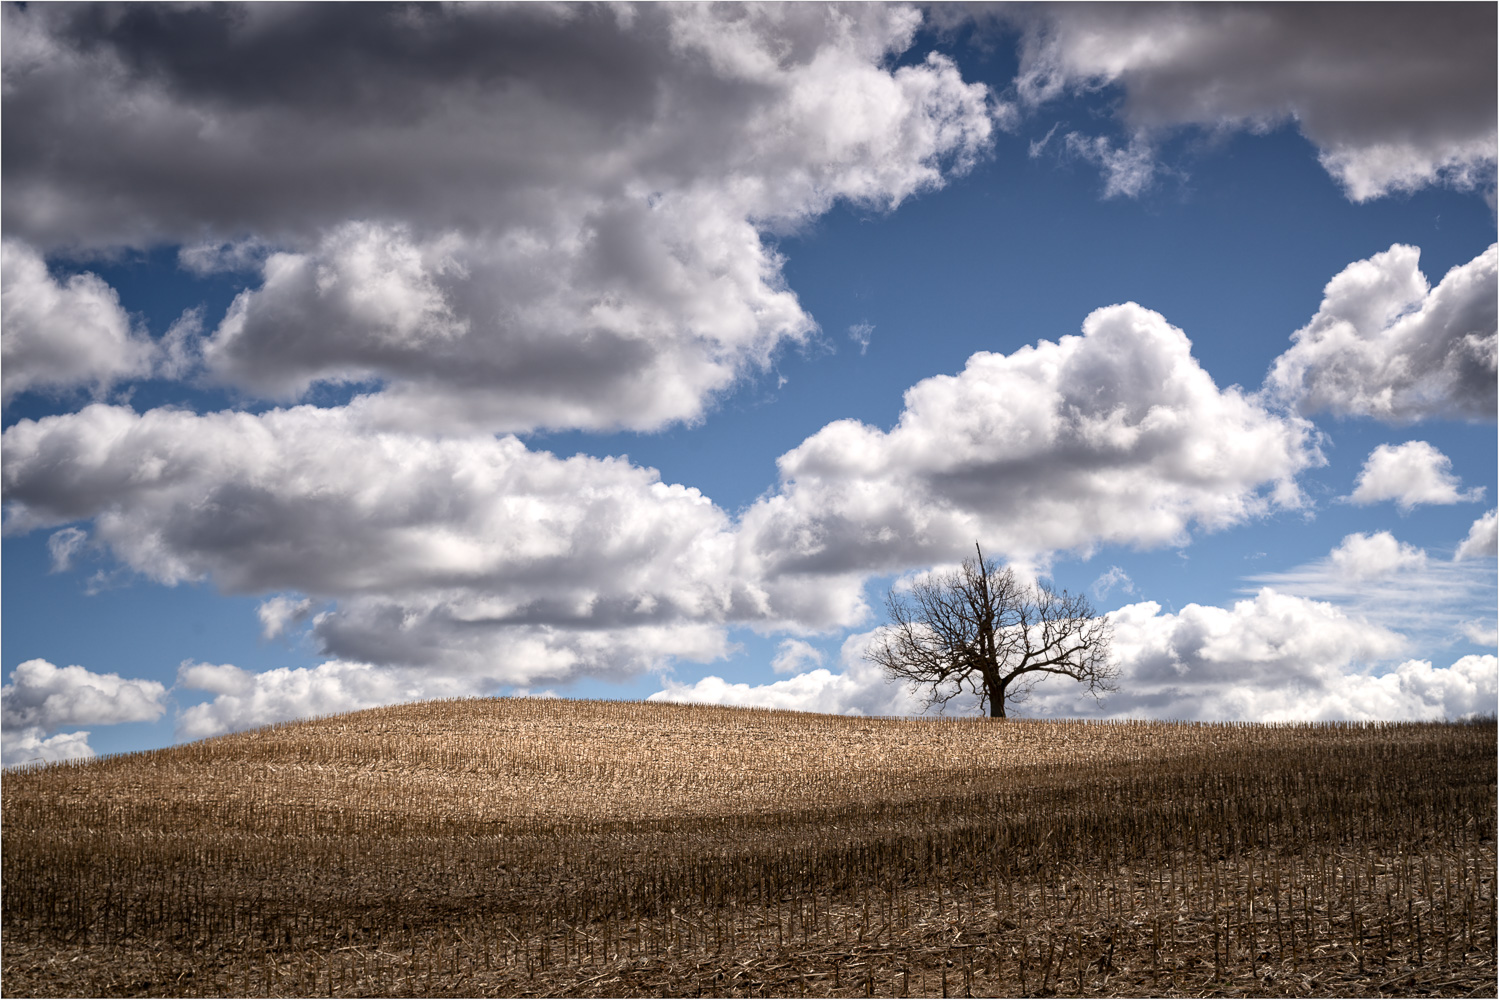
[1267,244,1497,422]
[256,596,313,641]
[1,728,95,768]
[1319,655,1497,722]
[1347,441,1484,510]
[1459,621,1498,648]
[1252,534,1496,655]
[1,657,167,731]
[1025,589,1408,721]
[175,661,254,697]
[0,657,166,766]
[1,240,155,404]
[1328,531,1427,580]
[652,632,926,717]
[659,589,1471,724]
[1455,509,1498,561]
[771,638,826,675]
[738,302,1321,626]
[174,660,492,740]
[1,403,750,680]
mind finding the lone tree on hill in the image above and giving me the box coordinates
[866,544,1116,718]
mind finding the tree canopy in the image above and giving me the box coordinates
[867,544,1116,718]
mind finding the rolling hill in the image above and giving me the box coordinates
[3,698,1494,997]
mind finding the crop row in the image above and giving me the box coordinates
[2,705,1493,996]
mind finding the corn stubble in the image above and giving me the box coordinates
[2,699,1494,998]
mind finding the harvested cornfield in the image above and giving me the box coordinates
[2,699,1494,997]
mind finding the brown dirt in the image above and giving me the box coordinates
[3,699,1494,997]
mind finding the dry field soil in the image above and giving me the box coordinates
[2,699,1495,997]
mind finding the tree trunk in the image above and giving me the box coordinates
[989,679,1007,718]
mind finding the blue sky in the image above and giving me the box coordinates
[3,3,1495,765]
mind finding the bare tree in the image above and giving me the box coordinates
[866,543,1116,718]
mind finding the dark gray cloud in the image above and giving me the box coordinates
[3,3,995,431]
[997,3,1496,200]
[3,3,673,245]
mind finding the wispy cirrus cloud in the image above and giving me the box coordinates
[1249,531,1496,653]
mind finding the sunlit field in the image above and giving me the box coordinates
[3,699,1494,997]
